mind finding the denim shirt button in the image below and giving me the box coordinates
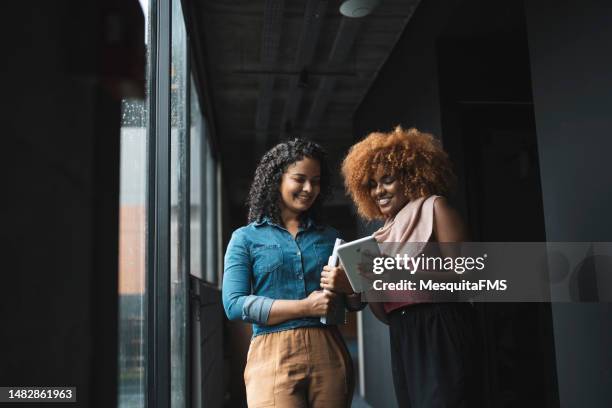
[296,251,301,256]
[297,274,303,280]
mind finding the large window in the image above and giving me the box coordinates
[117,0,220,406]
[204,136,218,284]
[190,78,204,280]
[118,100,149,408]
[170,0,189,405]
[117,1,150,407]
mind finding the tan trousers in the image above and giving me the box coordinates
[244,327,354,407]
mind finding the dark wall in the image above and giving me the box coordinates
[1,2,143,407]
[525,1,612,406]
[355,0,462,141]
[525,0,612,241]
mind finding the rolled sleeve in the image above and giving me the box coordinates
[242,295,275,324]
[222,230,274,324]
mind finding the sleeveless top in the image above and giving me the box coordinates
[372,195,440,314]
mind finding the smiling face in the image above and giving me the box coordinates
[368,166,410,218]
[279,157,321,217]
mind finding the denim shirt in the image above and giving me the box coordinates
[222,217,339,336]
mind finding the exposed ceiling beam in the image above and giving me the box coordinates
[278,0,328,141]
[203,1,314,17]
[304,17,363,132]
[230,62,360,75]
[236,126,352,138]
[254,0,284,150]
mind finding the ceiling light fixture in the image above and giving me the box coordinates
[339,0,380,18]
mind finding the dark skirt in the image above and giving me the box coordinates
[388,303,480,408]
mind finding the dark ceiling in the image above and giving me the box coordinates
[189,0,421,210]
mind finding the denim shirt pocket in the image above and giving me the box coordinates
[250,244,283,275]
[314,242,335,270]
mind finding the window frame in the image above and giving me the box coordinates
[142,0,219,406]
[146,0,172,405]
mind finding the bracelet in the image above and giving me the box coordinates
[345,292,367,311]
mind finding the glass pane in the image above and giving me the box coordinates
[170,0,188,405]
[205,134,218,284]
[117,0,150,407]
[190,78,203,280]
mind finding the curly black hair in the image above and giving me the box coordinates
[247,139,331,225]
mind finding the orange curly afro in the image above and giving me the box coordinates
[341,126,456,220]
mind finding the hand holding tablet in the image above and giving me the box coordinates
[336,236,381,293]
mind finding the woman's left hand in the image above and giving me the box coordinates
[320,265,354,294]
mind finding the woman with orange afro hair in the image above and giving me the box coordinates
[322,127,479,407]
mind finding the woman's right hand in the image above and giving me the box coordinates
[302,290,337,317]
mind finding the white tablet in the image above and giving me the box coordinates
[336,236,381,293]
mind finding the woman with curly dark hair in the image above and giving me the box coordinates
[324,126,479,407]
[222,139,355,407]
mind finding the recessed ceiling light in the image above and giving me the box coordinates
[340,0,380,18]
